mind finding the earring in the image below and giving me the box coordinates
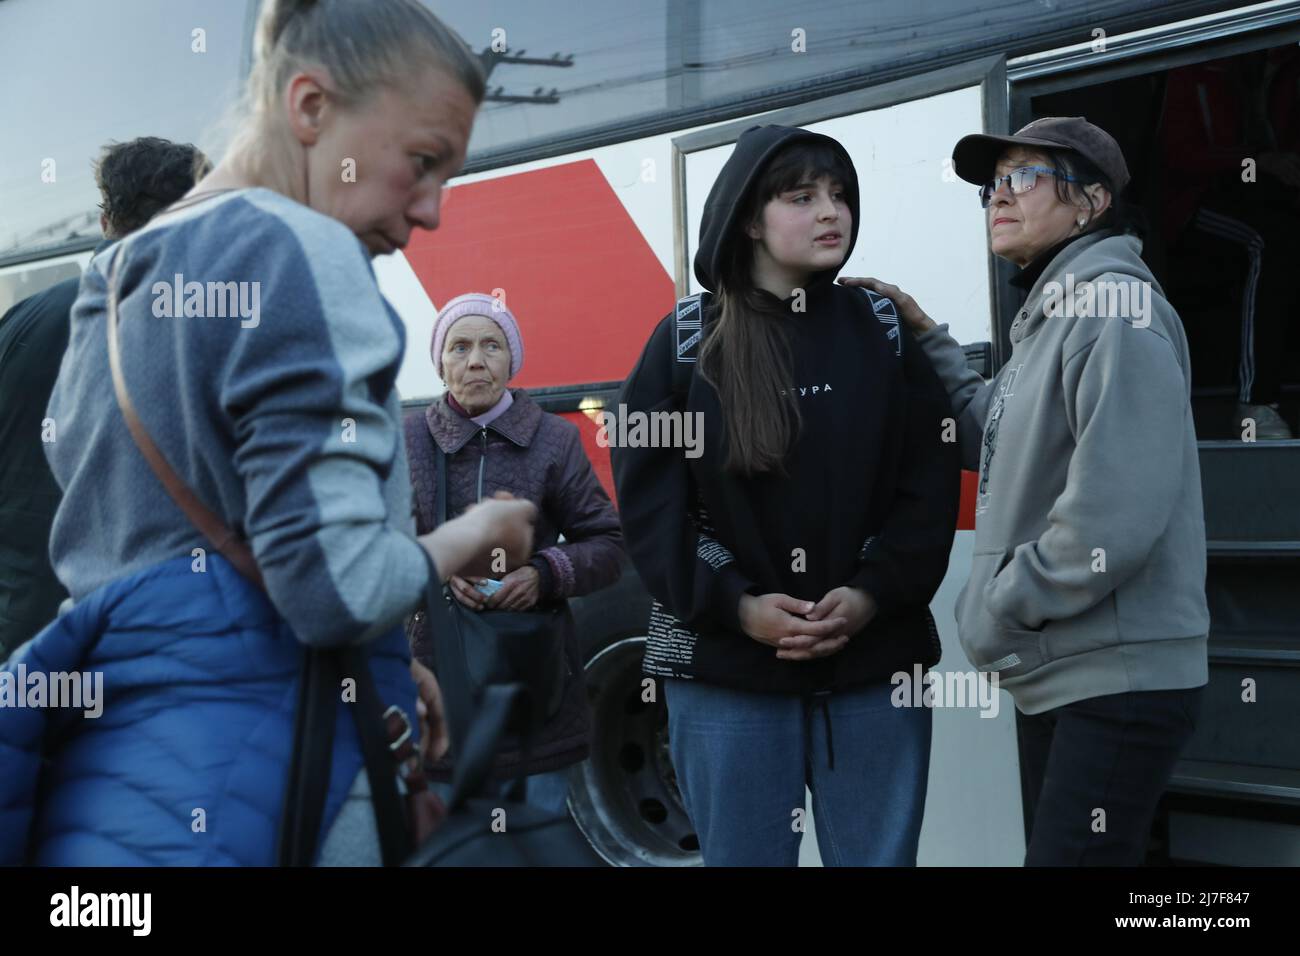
[1077,217,1087,228]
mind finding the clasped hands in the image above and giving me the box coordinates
[738,587,877,661]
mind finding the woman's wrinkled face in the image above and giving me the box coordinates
[442,314,511,415]
[985,147,1101,268]
[747,175,852,292]
[295,67,478,257]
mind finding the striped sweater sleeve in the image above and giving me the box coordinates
[216,198,428,646]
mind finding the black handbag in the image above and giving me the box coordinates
[276,544,603,867]
[402,547,605,866]
[427,444,570,727]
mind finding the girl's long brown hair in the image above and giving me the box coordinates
[699,141,854,476]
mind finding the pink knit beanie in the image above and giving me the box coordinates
[430,292,524,380]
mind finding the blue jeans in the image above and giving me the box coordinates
[664,678,931,866]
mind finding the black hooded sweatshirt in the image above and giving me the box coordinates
[612,125,961,695]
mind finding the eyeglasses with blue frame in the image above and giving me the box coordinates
[979,165,1078,207]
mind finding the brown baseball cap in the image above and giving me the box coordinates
[952,116,1130,192]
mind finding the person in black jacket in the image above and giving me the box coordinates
[612,125,960,866]
[0,137,210,660]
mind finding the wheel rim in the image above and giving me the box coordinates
[567,636,701,866]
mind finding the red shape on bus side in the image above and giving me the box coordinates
[404,158,677,390]
[958,469,976,532]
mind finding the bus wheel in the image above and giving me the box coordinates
[567,636,701,866]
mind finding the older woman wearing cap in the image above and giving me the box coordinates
[403,292,625,813]
[843,117,1209,866]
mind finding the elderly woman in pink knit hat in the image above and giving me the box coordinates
[404,292,625,814]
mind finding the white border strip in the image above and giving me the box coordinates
[1008,0,1300,80]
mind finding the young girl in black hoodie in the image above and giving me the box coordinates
[612,125,961,866]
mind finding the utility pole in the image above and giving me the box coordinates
[477,47,575,105]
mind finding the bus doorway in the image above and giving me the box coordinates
[1008,22,1300,866]
[1027,47,1300,441]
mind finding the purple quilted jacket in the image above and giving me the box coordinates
[404,389,624,779]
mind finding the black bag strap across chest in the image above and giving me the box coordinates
[668,286,902,407]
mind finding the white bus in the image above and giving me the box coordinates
[3,0,1297,866]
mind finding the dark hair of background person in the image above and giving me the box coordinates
[93,137,213,238]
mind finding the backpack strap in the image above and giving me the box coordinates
[670,291,711,406]
[667,287,899,407]
[856,286,904,358]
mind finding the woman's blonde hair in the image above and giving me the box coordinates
[224,0,485,194]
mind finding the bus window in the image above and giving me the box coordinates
[0,0,251,265]
[0,259,82,317]
[432,0,1207,162]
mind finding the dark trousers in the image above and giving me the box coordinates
[1015,686,1203,866]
